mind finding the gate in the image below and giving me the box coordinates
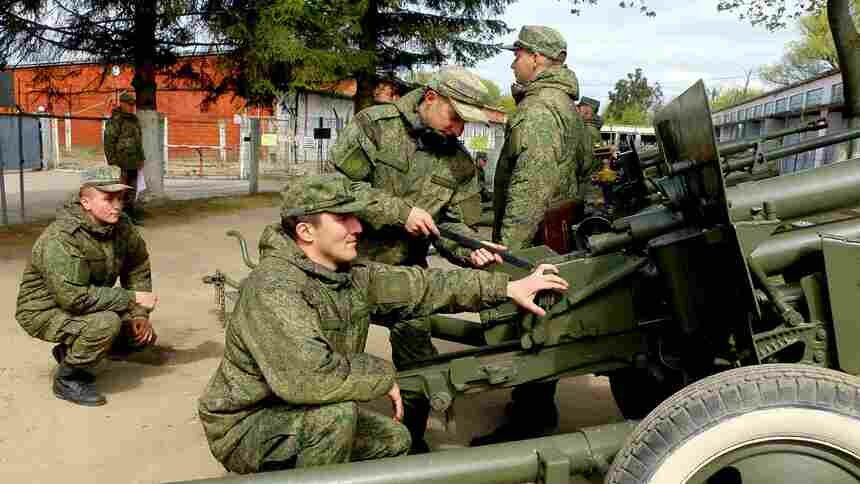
[0,115,42,170]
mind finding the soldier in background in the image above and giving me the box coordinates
[474,25,598,446]
[104,92,146,224]
[578,96,602,147]
[330,67,505,453]
[197,175,568,473]
[15,165,158,406]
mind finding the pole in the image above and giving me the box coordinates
[18,113,25,222]
[0,121,7,225]
[248,118,260,194]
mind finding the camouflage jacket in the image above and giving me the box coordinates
[104,108,145,170]
[492,66,599,250]
[585,121,602,148]
[198,224,510,462]
[15,196,152,336]
[330,89,483,266]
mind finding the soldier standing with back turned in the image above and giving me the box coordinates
[329,67,505,453]
[473,25,599,446]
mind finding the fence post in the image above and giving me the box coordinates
[18,113,25,222]
[219,120,226,162]
[248,118,260,194]
[163,116,169,177]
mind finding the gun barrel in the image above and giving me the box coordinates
[727,156,860,222]
[719,119,828,158]
[724,127,860,173]
[750,218,860,276]
[166,422,636,484]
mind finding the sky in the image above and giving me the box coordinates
[471,0,801,110]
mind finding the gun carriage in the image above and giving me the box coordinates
[194,81,860,484]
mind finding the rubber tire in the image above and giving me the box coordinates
[605,364,860,484]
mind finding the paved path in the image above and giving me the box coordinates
[0,170,282,225]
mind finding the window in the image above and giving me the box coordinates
[805,88,824,107]
[738,109,746,121]
[754,105,763,118]
[789,93,804,111]
[774,98,787,113]
[713,115,722,125]
[764,102,775,116]
[832,83,844,104]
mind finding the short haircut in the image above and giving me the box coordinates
[281,213,323,240]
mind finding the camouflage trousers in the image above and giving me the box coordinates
[32,309,139,368]
[222,402,410,474]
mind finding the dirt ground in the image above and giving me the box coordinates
[0,199,622,484]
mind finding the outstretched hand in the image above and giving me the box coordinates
[387,382,404,422]
[506,264,569,316]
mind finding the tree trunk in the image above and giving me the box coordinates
[354,0,380,113]
[829,0,860,159]
[131,1,165,199]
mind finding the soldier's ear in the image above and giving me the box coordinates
[294,221,316,244]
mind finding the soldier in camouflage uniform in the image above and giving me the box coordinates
[104,92,146,224]
[197,175,568,474]
[578,96,602,147]
[474,25,600,446]
[330,67,504,452]
[15,165,158,406]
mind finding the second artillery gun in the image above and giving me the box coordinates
[195,81,860,484]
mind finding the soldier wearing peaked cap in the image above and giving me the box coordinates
[104,91,146,224]
[329,66,508,453]
[15,165,158,407]
[197,175,568,473]
[473,25,600,447]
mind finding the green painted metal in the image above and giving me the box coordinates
[727,156,860,222]
[166,422,638,484]
[822,236,860,374]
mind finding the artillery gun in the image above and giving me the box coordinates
[193,81,860,484]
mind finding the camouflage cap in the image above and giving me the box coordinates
[119,92,135,103]
[426,67,490,124]
[80,165,132,192]
[579,96,600,111]
[502,25,567,61]
[280,175,370,219]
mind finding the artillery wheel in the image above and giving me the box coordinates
[605,364,860,484]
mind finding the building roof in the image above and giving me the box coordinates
[712,68,841,114]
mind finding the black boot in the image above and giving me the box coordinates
[53,364,106,406]
[470,382,559,447]
[401,395,431,454]
[52,344,95,382]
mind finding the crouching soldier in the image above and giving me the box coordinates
[198,175,568,474]
[15,166,158,406]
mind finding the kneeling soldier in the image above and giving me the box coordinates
[198,175,568,473]
[15,166,158,406]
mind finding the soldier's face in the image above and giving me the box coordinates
[421,91,465,138]
[511,48,538,84]
[80,188,125,225]
[579,104,594,120]
[307,212,363,269]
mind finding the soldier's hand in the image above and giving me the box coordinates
[130,318,157,346]
[134,291,159,311]
[468,241,507,267]
[405,207,439,237]
[506,264,569,316]
[387,382,404,422]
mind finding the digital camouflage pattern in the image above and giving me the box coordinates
[103,108,145,170]
[15,195,152,366]
[502,25,567,61]
[492,65,599,250]
[198,225,510,473]
[330,87,484,267]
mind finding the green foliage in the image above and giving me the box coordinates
[498,94,517,113]
[467,134,491,151]
[757,2,859,86]
[481,78,503,104]
[709,86,766,111]
[604,68,662,126]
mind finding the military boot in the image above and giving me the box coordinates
[53,363,106,406]
[401,395,431,454]
[52,344,94,382]
[469,398,559,447]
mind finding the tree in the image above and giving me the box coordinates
[345,0,515,111]
[498,94,516,113]
[0,1,230,198]
[604,68,663,126]
[568,0,860,158]
[758,2,859,86]
[710,86,766,111]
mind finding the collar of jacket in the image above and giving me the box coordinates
[60,194,117,239]
[523,65,579,99]
[263,226,351,287]
[394,88,426,131]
